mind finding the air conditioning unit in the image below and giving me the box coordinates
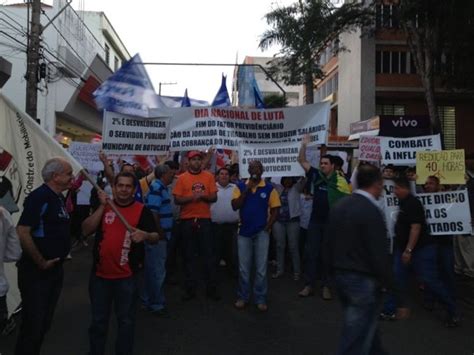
[57,45,86,78]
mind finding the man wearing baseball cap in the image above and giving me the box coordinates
[173,150,218,301]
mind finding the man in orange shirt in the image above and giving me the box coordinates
[173,151,218,301]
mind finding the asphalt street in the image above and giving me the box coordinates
[1,244,474,355]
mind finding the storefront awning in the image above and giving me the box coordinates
[348,129,379,141]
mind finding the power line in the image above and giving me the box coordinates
[41,10,103,81]
[0,19,88,86]
[0,9,28,34]
[41,46,87,83]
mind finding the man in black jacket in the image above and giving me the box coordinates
[325,164,392,355]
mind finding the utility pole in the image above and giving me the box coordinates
[25,0,42,121]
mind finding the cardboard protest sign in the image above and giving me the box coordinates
[416,149,465,185]
[380,134,441,166]
[418,190,472,235]
[102,111,170,155]
[149,102,330,151]
[239,142,305,178]
[359,135,381,162]
[383,190,472,236]
[69,142,102,174]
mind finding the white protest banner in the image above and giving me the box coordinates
[384,190,472,237]
[102,110,170,155]
[417,190,472,235]
[382,180,398,239]
[239,141,305,178]
[69,142,102,174]
[150,102,330,151]
[306,145,320,169]
[359,135,381,162]
[380,134,441,166]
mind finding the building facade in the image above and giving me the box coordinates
[314,1,474,156]
[232,56,304,107]
[0,0,130,145]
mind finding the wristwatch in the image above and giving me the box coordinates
[405,248,413,253]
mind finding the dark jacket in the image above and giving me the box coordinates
[324,193,394,289]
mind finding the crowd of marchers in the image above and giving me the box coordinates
[1,136,472,355]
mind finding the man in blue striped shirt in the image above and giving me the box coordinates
[142,163,176,316]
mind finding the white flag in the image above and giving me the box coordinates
[0,91,82,218]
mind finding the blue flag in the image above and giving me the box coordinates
[254,86,266,109]
[211,74,231,107]
[181,89,191,107]
[237,65,265,108]
[93,54,160,117]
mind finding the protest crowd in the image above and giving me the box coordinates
[2,129,473,355]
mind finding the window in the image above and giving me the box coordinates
[400,52,407,73]
[105,43,110,66]
[376,51,382,73]
[376,51,409,74]
[391,52,400,74]
[375,4,382,28]
[376,4,400,29]
[114,56,120,71]
[376,104,405,116]
[314,73,338,102]
[409,53,417,74]
[438,106,456,149]
[382,5,391,28]
[382,51,390,73]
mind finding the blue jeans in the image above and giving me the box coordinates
[142,240,167,311]
[89,273,139,355]
[272,220,301,274]
[335,271,387,355]
[384,244,458,317]
[303,222,327,287]
[424,242,456,306]
[237,230,270,304]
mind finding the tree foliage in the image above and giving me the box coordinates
[259,0,373,104]
[397,0,474,135]
[263,93,288,108]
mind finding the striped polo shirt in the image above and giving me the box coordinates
[145,179,173,240]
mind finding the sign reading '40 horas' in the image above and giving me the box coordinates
[416,150,466,185]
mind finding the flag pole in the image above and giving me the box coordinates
[79,169,133,233]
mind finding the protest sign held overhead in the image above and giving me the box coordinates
[384,190,472,236]
[359,135,381,162]
[150,102,330,151]
[416,149,466,185]
[238,142,305,178]
[102,110,170,155]
[69,142,102,174]
[418,190,472,235]
[380,134,441,165]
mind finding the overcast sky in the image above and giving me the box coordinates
[72,0,296,103]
